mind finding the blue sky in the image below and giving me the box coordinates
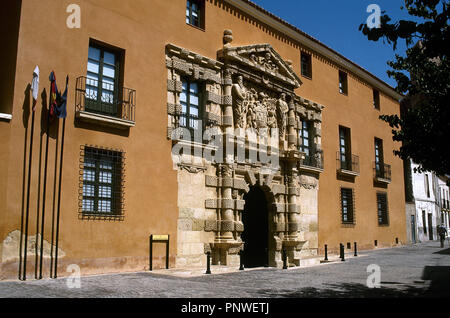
[251,0,415,88]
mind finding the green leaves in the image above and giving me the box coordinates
[360,0,449,175]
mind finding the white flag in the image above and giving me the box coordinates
[31,66,39,110]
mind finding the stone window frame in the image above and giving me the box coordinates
[166,44,224,142]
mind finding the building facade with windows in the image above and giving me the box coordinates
[1,0,406,279]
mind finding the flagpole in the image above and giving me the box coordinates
[38,95,52,279]
[22,107,35,281]
[53,75,68,279]
[54,116,65,279]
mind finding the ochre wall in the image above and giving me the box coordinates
[0,0,406,278]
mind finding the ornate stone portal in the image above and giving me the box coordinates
[166,30,325,268]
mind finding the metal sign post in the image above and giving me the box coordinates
[149,234,170,271]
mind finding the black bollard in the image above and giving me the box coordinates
[340,243,345,262]
[282,249,288,269]
[239,250,244,271]
[205,252,211,274]
[354,242,358,257]
[324,244,328,261]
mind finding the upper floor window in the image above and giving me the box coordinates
[186,0,205,29]
[339,126,352,170]
[86,43,122,116]
[299,120,312,157]
[180,78,202,131]
[374,138,384,172]
[339,70,348,95]
[425,174,430,198]
[301,52,312,79]
[373,89,380,110]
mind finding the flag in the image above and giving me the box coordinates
[49,71,58,121]
[55,76,68,119]
[31,66,39,111]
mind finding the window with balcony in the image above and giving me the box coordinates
[76,41,136,129]
[301,52,312,79]
[80,146,124,220]
[337,126,359,175]
[339,70,348,95]
[299,120,322,170]
[186,0,205,29]
[374,138,391,183]
[341,187,355,224]
[377,192,389,225]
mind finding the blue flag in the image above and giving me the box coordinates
[55,76,68,119]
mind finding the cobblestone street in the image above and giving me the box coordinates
[0,241,449,298]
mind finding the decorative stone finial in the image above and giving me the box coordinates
[223,29,233,48]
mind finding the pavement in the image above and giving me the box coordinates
[0,241,449,298]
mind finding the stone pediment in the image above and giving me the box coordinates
[218,44,302,89]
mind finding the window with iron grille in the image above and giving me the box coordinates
[374,137,384,177]
[301,52,312,78]
[180,78,203,132]
[86,42,123,116]
[80,146,124,220]
[377,192,389,225]
[340,188,355,224]
[186,0,204,29]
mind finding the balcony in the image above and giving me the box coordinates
[299,153,324,173]
[336,152,359,177]
[374,163,392,184]
[75,76,136,129]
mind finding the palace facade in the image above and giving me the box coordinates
[0,0,405,280]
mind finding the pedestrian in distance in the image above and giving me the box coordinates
[437,224,447,248]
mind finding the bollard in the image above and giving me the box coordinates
[354,242,358,257]
[324,244,328,261]
[239,250,244,271]
[340,243,345,262]
[205,251,211,275]
[282,249,288,269]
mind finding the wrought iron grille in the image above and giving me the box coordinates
[75,76,135,122]
[301,153,324,169]
[336,151,360,173]
[376,192,389,225]
[340,187,355,224]
[79,145,125,220]
[374,162,392,181]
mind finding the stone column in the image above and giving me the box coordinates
[219,164,235,241]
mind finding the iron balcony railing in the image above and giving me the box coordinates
[76,76,136,122]
[336,152,360,174]
[374,162,392,181]
[300,153,324,170]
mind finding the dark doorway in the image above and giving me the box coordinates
[242,186,269,268]
[411,215,416,244]
[428,213,434,240]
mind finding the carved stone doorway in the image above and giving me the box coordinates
[242,186,270,268]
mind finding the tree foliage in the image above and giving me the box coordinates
[359,0,449,175]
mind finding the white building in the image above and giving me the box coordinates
[437,175,450,231]
[409,162,441,242]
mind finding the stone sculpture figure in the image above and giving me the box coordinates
[232,75,248,129]
[276,93,289,136]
